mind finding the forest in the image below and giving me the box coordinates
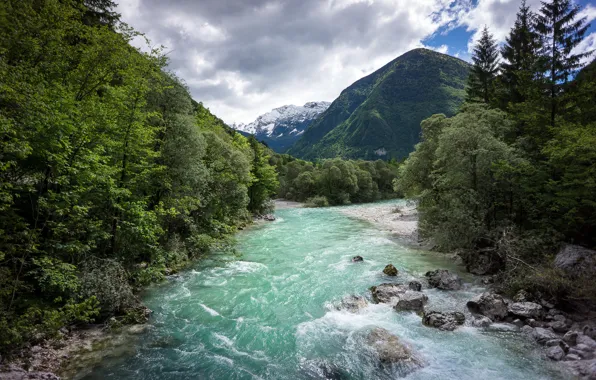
[396,0,596,304]
[0,0,280,352]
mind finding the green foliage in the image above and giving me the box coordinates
[397,0,596,306]
[304,196,330,208]
[467,27,500,104]
[0,0,278,354]
[274,155,399,206]
[289,48,469,160]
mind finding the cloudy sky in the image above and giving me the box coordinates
[116,0,596,124]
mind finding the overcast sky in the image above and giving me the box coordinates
[117,0,596,124]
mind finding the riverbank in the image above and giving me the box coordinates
[338,200,420,245]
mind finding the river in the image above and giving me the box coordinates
[77,200,564,379]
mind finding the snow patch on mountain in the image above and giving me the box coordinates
[232,101,330,138]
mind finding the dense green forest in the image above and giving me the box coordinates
[0,0,279,352]
[396,0,595,303]
[289,48,470,160]
[271,155,400,206]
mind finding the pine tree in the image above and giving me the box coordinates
[501,0,541,104]
[467,26,500,104]
[535,0,592,127]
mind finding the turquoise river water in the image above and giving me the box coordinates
[79,200,565,380]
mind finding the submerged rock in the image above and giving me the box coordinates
[466,292,508,321]
[383,264,398,276]
[352,256,364,262]
[565,358,596,379]
[425,269,463,290]
[508,302,544,320]
[422,310,465,331]
[366,327,423,375]
[337,295,369,313]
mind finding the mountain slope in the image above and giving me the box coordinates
[232,101,330,152]
[288,48,470,160]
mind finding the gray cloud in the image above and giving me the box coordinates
[117,0,594,124]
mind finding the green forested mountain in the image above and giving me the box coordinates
[288,48,470,160]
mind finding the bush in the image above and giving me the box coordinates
[80,259,137,317]
[304,196,329,208]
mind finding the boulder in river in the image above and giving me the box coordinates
[532,327,559,345]
[370,283,408,304]
[383,264,398,276]
[352,256,364,262]
[508,302,544,320]
[466,292,508,321]
[366,327,423,375]
[422,310,465,331]
[471,315,493,328]
[546,345,566,361]
[394,291,428,312]
[408,281,422,291]
[337,295,369,313]
[425,269,463,290]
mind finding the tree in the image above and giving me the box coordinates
[467,27,500,104]
[535,0,592,127]
[501,1,541,105]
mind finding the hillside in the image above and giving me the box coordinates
[288,48,470,160]
[232,101,330,152]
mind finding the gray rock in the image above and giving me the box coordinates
[554,244,596,278]
[549,320,569,334]
[546,345,566,361]
[532,327,559,345]
[352,256,364,262]
[383,264,398,276]
[513,319,524,328]
[338,295,369,313]
[508,302,544,319]
[472,316,493,328]
[422,311,465,331]
[366,327,423,375]
[466,292,509,321]
[370,283,408,304]
[0,366,60,380]
[521,325,534,335]
[569,347,594,360]
[408,281,422,291]
[566,358,596,379]
[584,325,596,340]
[564,353,581,361]
[577,334,596,350]
[394,291,428,312]
[425,269,463,290]
[563,331,579,346]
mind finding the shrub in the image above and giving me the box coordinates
[304,196,330,208]
[80,259,136,317]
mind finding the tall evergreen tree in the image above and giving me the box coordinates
[501,0,541,104]
[467,26,500,104]
[535,0,592,127]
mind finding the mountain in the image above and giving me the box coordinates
[232,101,331,152]
[288,48,471,160]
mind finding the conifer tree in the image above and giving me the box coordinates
[467,27,500,104]
[501,0,541,104]
[535,0,592,127]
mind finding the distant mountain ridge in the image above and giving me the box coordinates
[288,48,471,160]
[232,101,331,152]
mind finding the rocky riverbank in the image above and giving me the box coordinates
[338,200,419,244]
